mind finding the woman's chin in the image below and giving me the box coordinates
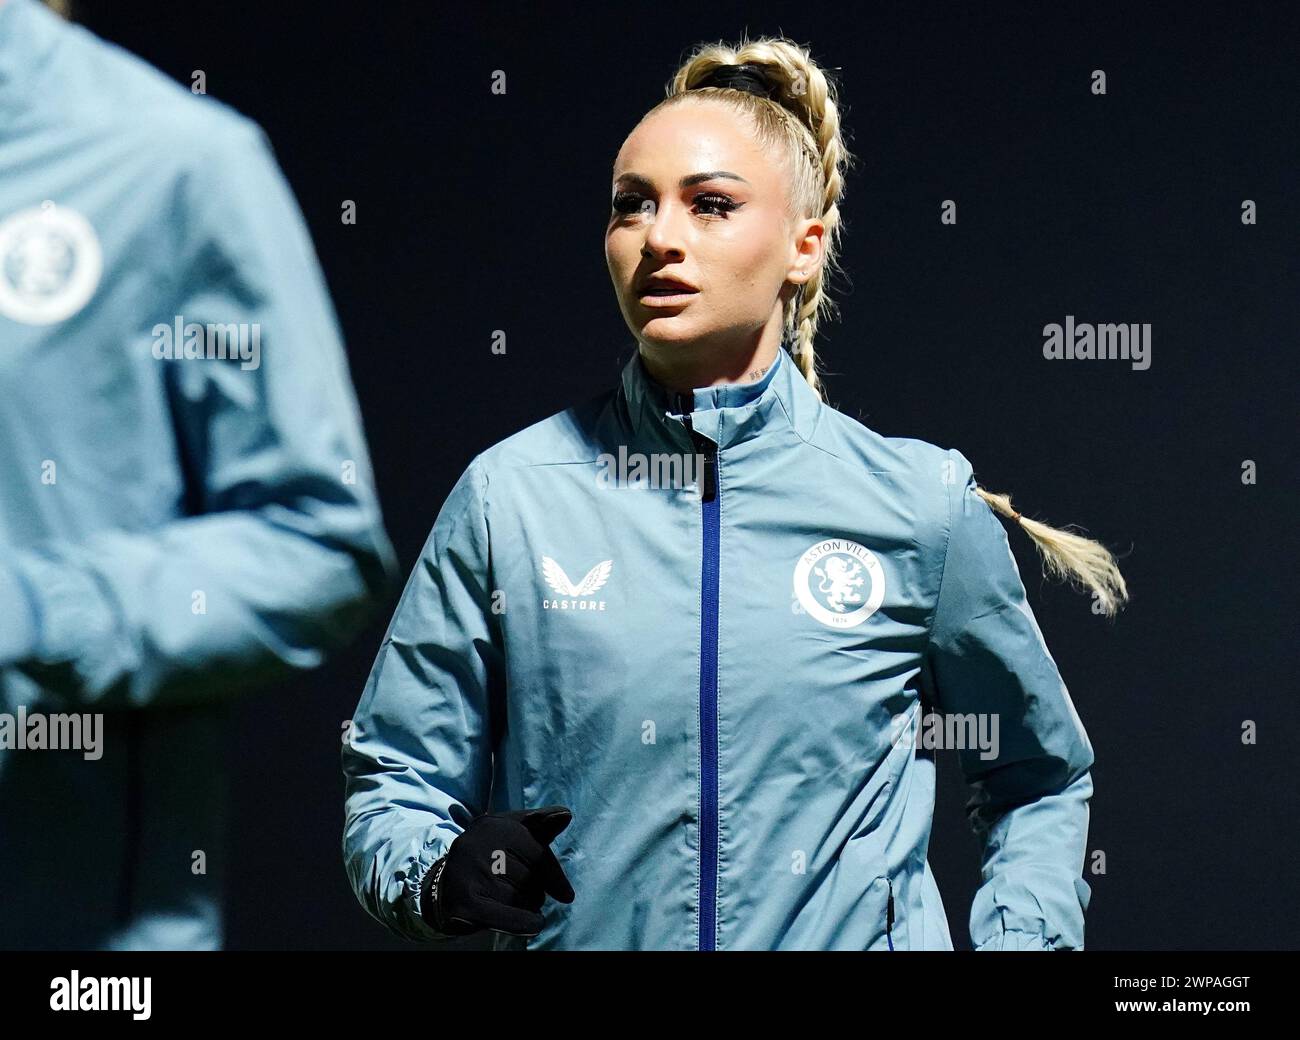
[637,317,701,346]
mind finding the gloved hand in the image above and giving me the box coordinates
[420,805,576,937]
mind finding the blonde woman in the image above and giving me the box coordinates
[342,35,1128,951]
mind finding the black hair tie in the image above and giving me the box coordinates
[691,63,779,100]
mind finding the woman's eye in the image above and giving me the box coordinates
[694,193,738,217]
[612,191,647,215]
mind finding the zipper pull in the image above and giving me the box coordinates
[675,392,716,502]
[688,428,717,503]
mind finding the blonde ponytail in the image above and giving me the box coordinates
[973,486,1130,618]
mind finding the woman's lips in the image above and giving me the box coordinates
[638,284,699,306]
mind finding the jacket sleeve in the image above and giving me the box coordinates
[0,119,396,709]
[342,455,503,943]
[923,449,1095,951]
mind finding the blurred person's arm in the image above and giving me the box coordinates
[0,119,397,709]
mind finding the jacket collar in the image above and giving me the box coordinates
[619,342,821,451]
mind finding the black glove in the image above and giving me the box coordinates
[421,805,576,937]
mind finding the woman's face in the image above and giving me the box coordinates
[606,99,822,369]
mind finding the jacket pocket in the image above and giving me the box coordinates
[855,874,896,951]
[885,876,897,950]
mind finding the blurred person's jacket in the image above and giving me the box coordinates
[0,0,396,949]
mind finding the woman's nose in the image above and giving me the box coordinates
[641,200,687,258]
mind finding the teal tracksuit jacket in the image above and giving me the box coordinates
[342,343,1095,950]
[0,0,395,949]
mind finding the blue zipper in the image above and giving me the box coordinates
[682,403,720,951]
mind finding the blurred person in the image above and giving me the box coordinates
[342,36,1127,950]
[0,0,396,949]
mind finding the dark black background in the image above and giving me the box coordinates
[67,0,1299,950]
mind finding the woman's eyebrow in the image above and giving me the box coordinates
[615,171,751,190]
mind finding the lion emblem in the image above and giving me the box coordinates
[814,556,865,612]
